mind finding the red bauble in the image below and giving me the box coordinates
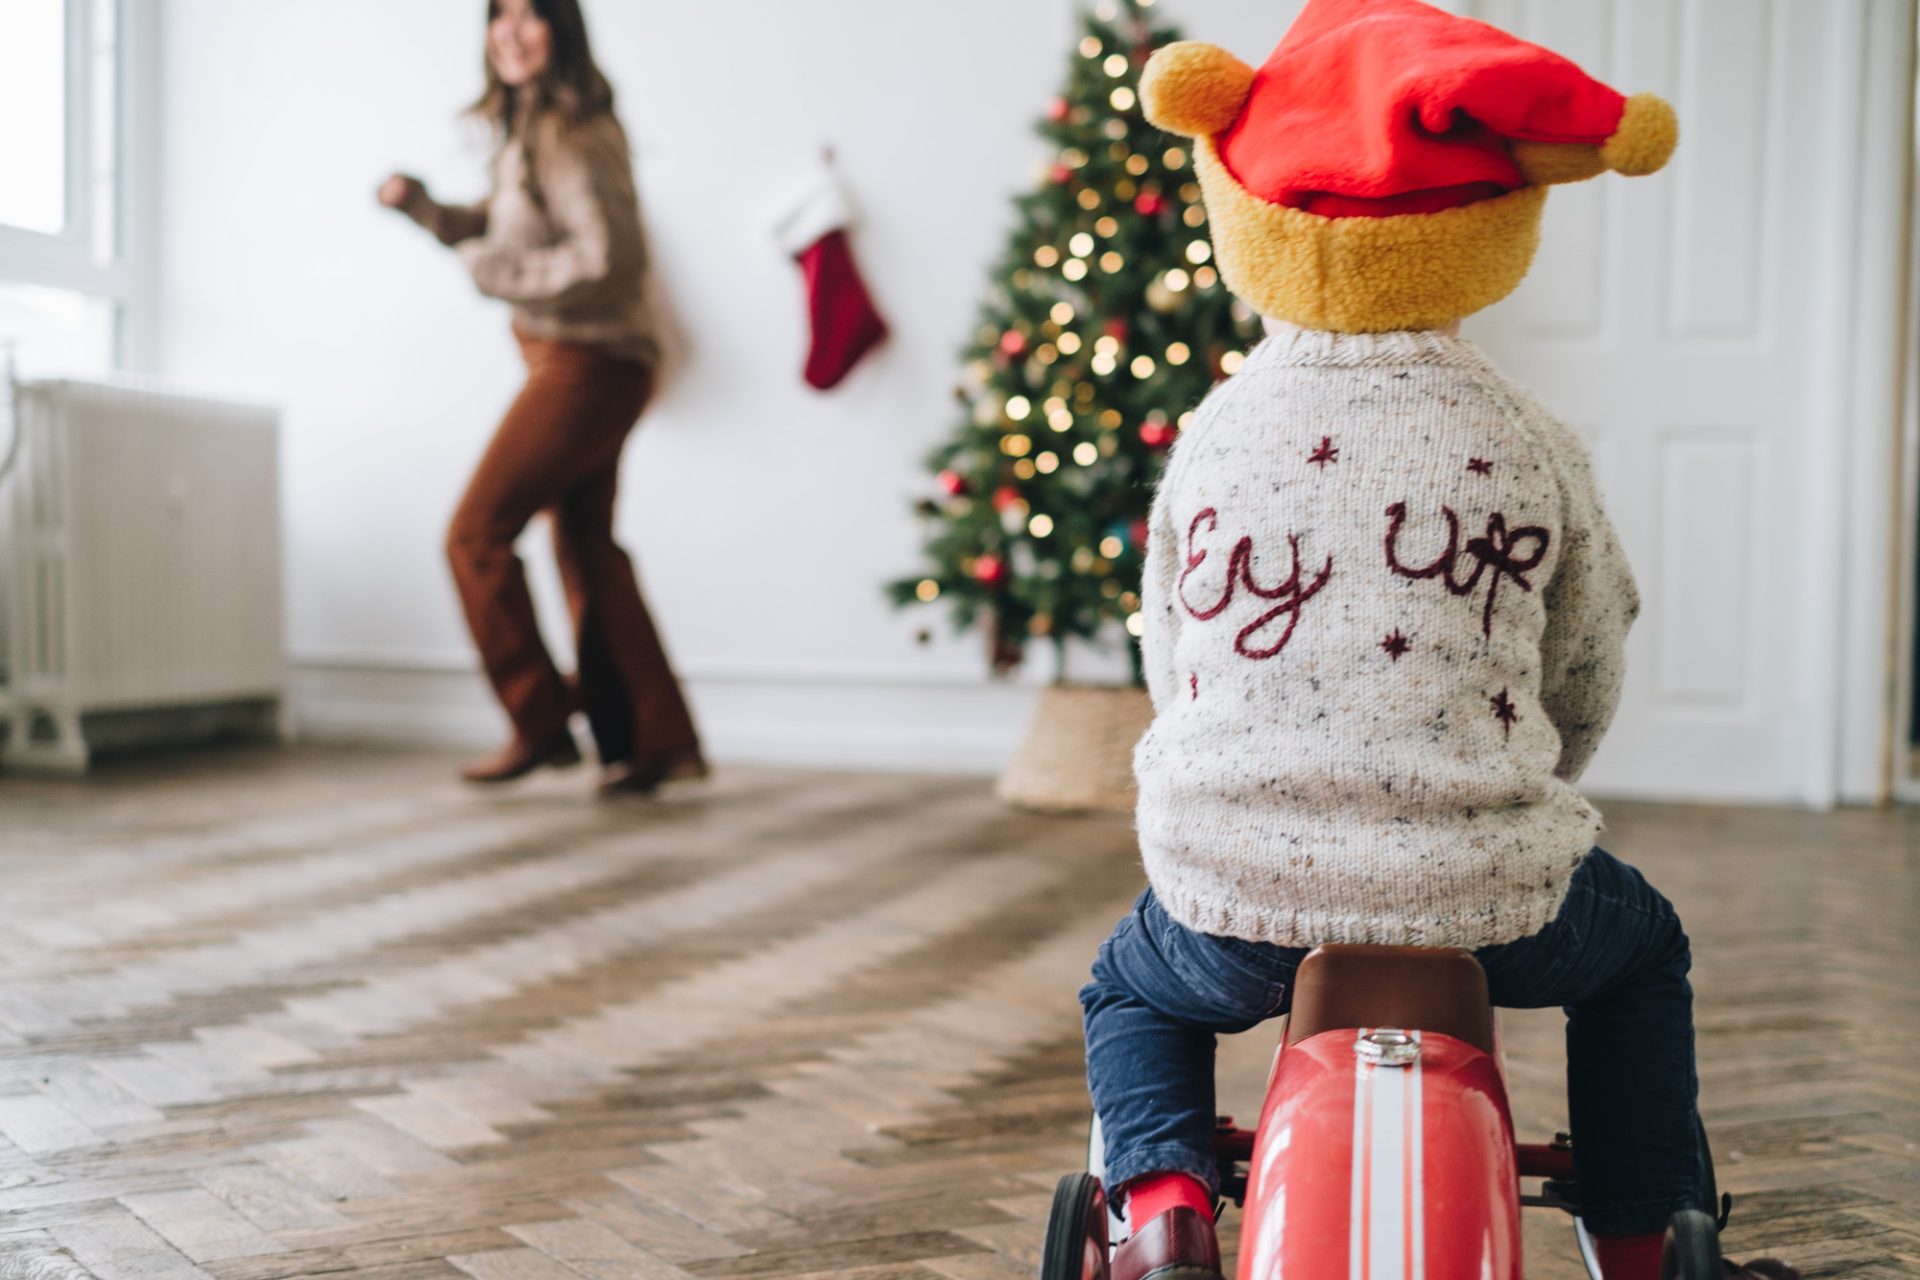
[999,329,1029,357]
[1134,191,1166,217]
[991,484,1023,513]
[974,554,1008,587]
[1140,422,1177,449]
[1047,96,1071,122]
[937,470,967,496]
[1104,318,1130,341]
[1050,163,1074,186]
[1129,518,1151,548]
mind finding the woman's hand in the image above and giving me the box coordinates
[378,173,431,216]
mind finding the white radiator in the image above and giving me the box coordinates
[0,377,286,773]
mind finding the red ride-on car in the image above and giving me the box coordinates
[1042,945,1733,1280]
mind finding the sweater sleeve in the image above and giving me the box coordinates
[1139,459,1186,713]
[1538,439,1639,782]
[423,198,489,247]
[458,120,630,307]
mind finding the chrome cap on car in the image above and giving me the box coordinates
[1354,1029,1420,1067]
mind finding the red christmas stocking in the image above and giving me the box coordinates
[770,160,888,390]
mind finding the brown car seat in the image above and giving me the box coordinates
[1284,945,1496,1054]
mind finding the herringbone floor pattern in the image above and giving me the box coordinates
[0,748,1913,1278]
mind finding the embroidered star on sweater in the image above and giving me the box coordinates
[1134,326,1639,950]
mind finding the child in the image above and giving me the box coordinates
[1081,3,1797,1277]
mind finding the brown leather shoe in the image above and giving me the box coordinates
[458,731,582,784]
[1725,1261,1801,1279]
[596,749,709,797]
[1112,1206,1222,1280]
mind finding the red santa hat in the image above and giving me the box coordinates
[1145,0,1677,217]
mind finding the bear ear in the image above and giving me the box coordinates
[1510,140,1608,186]
[1511,92,1678,186]
[1141,42,1257,138]
[1598,93,1679,177]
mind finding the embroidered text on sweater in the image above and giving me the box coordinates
[1133,328,1638,950]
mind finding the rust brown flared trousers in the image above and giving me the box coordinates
[446,331,700,766]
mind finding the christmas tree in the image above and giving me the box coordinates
[888,0,1262,682]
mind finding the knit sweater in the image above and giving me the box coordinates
[1133,326,1638,950]
[425,113,659,365]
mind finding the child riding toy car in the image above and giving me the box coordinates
[1057,2,1800,1276]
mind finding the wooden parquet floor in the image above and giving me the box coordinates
[0,748,1915,1279]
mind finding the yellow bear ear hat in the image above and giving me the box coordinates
[1140,0,1677,334]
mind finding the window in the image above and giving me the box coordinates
[0,1,68,236]
[0,0,141,380]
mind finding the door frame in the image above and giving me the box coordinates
[1892,13,1920,806]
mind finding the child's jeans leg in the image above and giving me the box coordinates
[1477,848,1703,1236]
[1079,890,1299,1196]
[1080,853,1699,1229]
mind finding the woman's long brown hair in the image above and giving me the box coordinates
[468,0,616,139]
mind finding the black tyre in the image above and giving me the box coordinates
[1041,1172,1111,1280]
[1661,1209,1724,1280]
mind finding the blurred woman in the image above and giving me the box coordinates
[379,0,702,793]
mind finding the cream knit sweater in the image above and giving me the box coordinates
[423,113,659,366]
[1134,326,1638,949]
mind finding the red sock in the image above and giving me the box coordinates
[1592,1232,1665,1280]
[1123,1172,1212,1231]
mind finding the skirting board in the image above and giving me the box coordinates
[290,663,1039,776]
[290,662,1816,805]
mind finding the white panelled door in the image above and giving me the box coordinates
[1464,0,1900,805]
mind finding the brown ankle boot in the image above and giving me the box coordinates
[459,731,582,784]
[1112,1206,1222,1280]
[597,749,709,797]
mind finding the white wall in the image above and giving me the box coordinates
[152,0,1317,773]
[152,0,1908,797]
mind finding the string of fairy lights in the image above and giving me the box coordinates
[890,0,1260,674]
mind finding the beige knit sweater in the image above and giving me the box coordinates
[423,113,658,365]
[1133,326,1638,950]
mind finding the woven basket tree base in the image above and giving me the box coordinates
[996,684,1154,815]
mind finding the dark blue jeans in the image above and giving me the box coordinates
[1079,849,1702,1235]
